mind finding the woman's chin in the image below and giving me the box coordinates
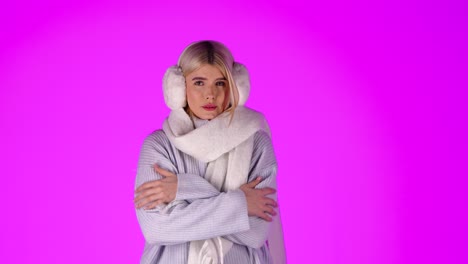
[193,111,221,120]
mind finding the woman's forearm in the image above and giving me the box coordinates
[136,189,249,245]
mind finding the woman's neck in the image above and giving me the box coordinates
[191,115,210,128]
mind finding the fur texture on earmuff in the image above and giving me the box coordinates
[232,63,250,106]
[162,62,251,110]
[163,66,186,110]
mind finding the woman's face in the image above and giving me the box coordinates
[185,64,229,120]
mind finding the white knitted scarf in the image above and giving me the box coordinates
[163,106,271,264]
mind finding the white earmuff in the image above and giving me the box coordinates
[162,65,186,110]
[232,62,250,106]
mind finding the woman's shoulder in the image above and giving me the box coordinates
[253,129,274,151]
[253,129,270,141]
[236,106,266,120]
[142,129,171,147]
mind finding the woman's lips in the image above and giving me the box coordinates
[202,104,217,111]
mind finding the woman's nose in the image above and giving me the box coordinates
[204,85,216,99]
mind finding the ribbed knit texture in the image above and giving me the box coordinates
[135,129,278,264]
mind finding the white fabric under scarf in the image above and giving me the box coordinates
[163,106,271,264]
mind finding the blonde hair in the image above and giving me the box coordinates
[177,40,240,117]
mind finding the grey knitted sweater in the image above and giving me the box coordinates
[135,127,278,264]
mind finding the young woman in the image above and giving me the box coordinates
[134,40,285,264]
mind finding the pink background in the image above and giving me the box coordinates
[1,0,467,263]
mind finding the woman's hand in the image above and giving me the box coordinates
[134,164,178,210]
[240,177,277,222]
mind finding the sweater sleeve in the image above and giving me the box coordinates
[175,173,220,201]
[222,130,279,248]
[135,131,250,246]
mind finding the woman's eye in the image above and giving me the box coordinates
[216,81,226,87]
[194,81,203,86]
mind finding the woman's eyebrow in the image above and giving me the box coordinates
[191,77,226,81]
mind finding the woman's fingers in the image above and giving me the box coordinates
[241,178,280,222]
[136,166,177,195]
[136,192,160,207]
[258,211,273,222]
[135,166,178,208]
[257,204,277,221]
[144,199,164,210]
[154,164,176,178]
[246,177,261,188]
[261,187,276,195]
[136,165,175,194]
[264,197,278,207]
[135,180,156,193]
[252,203,277,221]
[263,205,277,216]
[137,193,166,209]
[135,186,162,201]
[134,187,166,208]
[136,177,167,193]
